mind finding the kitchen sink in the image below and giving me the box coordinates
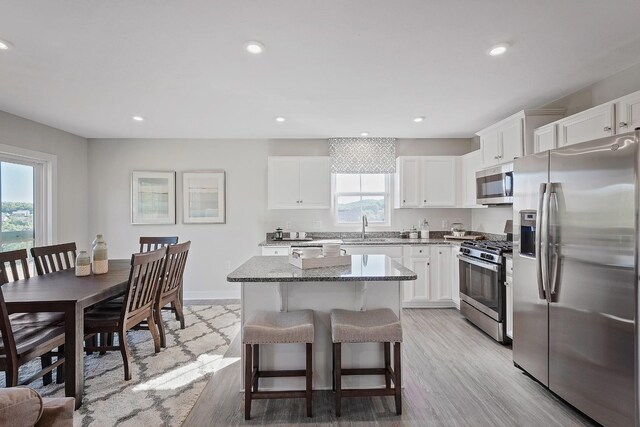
[341,238,396,243]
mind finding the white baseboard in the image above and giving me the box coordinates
[184,290,241,300]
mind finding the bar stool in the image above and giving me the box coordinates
[330,308,402,417]
[243,309,314,420]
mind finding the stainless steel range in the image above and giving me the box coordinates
[457,240,512,343]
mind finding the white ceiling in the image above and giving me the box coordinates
[1,0,640,139]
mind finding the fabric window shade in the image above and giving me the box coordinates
[329,138,396,174]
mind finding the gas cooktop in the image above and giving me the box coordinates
[461,240,513,255]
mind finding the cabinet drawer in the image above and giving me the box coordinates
[409,246,430,257]
[344,245,403,258]
[261,246,291,256]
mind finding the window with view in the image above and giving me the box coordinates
[0,160,35,253]
[334,173,389,224]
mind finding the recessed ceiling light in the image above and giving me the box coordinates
[132,115,145,122]
[413,116,425,123]
[275,116,286,122]
[245,41,265,54]
[488,43,510,56]
[0,39,12,50]
[360,132,369,137]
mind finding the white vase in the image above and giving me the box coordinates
[92,234,108,274]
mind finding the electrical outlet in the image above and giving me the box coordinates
[225,261,231,272]
[441,219,449,229]
[285,221,292,229]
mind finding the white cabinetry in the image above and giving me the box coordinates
[615,91,640,133]
[533,123,557,153]
[429,246,452,302]
[261,246,291,256]
[557,104,614,147]
[460,150,485,208]
[478,110,565,167]
[394,156,456,208]
[268,157,330,209]
[505,257,513,340]
[450,245,460,308]
[402,245,456,308]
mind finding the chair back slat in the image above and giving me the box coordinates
[0,286,18,364]
[158,241,191,298]
[31,243,77,275]
[139,236,178,253]
[122,248,167,321]
[0,249,31,284]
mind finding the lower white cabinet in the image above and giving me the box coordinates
[505,257,513,339]
[402,245,457,308]
[261,246,291,256]
[450,245,460,308]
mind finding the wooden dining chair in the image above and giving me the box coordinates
[30,243,77,275]
[139,236,178,253]
[155,241,190,348]
[0,250,66,387]
[83,247,166,380]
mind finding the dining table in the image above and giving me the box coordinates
[2,259,131,409]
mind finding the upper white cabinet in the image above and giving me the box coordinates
[533,123,557,152]
[460,150,485,208]
[557,103,614,147]
[268,156,330,209]
[615,91,640,133]
[394,156,456,208]
[478,109,565,167]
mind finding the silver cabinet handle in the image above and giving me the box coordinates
[403,199,406,203]
[300,200,303,203]
[604,126,612,132]
[620,121,628,128]
[423,199,427,202]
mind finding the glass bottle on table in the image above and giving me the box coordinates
[92,234,108,274]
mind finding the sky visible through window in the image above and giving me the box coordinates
[1,161,35,252]
[335,173,387,223]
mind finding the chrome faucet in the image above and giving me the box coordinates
[361,215,368,239]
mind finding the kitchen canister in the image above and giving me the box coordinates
[92,234,109,274]
[75,251,91,277]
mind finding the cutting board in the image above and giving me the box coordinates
[443,235,485,241]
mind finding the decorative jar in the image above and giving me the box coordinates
[75,251,91,277]
[92,234,108,274]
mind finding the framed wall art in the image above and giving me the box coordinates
[182,170,226,224]
[131,171,176,224]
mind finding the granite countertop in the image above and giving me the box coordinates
[227,254,418,283]
[259,237,458,247]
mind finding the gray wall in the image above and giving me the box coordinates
[0,111,89,248]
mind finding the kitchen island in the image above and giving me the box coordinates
[227,254,417,391]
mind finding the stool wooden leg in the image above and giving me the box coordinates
[245,344,252,420]
[306,343,312,417]
[335,342,342,417]
[394,342,402,415]
[384,342,391,389]
[252,344,259,392]
[332,343,336,392]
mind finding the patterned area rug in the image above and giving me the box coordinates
[1,303,241,426]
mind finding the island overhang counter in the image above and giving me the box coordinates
[227,254,417,391]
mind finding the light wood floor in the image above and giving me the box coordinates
[183,308,596,426]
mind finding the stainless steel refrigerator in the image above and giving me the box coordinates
[513,130,638,426]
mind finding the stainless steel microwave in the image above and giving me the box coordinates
[476,163,513,205]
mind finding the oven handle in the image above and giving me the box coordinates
[457,254,501,272]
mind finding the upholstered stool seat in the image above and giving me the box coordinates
[243,310,314,420]
[331,308,402,343]
[330,308,403,417]
[244,310,314,344]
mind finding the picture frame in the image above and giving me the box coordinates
[182,170,226,224]
[131,171,176,225]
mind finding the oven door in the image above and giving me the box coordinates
[458,254,504,321]
[476,166,513,205]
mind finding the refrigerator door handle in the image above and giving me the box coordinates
[535,182,548,300]
[548,186,560,298]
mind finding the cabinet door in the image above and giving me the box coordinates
[420,158,456,207]
[480,130,500,168]
[533,123,556,153]
[398,157,420,208]
[261,246,291,256]
[299,157,330,208]
[405,256,429,302]
[498,118,524,162]
[450,246,460,307]
[268,157,300,209]
[429,246,452,301]
[616,91,640,133]
[558,104,614,147]
[462,150,483,208]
